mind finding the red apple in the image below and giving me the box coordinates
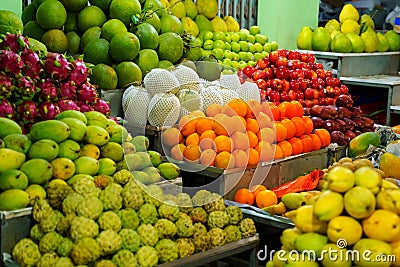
[268,91,280,102]
[326,97,335,105]
[288,50,301,60]
[304,88,315,100]
[290,79,300,91]
[282,79,290,91]
[288,90,297,100]
[275,66,290,79]
[310,105,323,116]
[311,116,325,129]
[343,118,355,131]
[300,53,309,62]
[243,65,256,78]
[280,91,292,102]
[315,62,324,69]
[299,99,307,107]
[312,98,320,106]
[256,58,269,69]
[305,99,314,108]
[319,97,327,106]
[335,94,354,108]
[340,84,349,95]
[299,78,309,91]
[276,57,289,67]
[332,86,341,96]
[253,69,267,80]
[259,89,267,100]
[290,59,301,69]
[344,130,356,142]
[316,68,325,79]
[318,89,326,98]
[324,119,340,132]
[271,78,283,91]
[330,131,345,145]
[277,49,288,58]
[324,69,333,78]
[269,51,279,64]
[256,79,267,90]
[307,54,315,63]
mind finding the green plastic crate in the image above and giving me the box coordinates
[0,0,23,18]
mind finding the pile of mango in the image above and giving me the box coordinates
[0,110,180,211]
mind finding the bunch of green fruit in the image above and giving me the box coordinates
[11,177,257,266]
[297,3,400,53]
[266,161,400,267]
[0,110,180,211]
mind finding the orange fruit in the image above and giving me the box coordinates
[250,185,267,198]
[263,102,281,121]
[221,105,236,117]
[248,148,260,165]
[215,151,235,169]
[232,149,249,169]
[246,99,262,118]
[300,135,314,153]
[285,101,304,119]
[309,133,322,151]
[281,118,296,140]
[302,116,314,135]
[227,98,248,117]
[314,128,331,148]
[183,144,201,162]
[271,144,283,159]
[213,113,230,136]
[257,127,275,144]
[290,117,306,137]
[288,137,303,156]
[199,129,217,141]
[214,135,233,153]
[196,117,214,135]
[247,130,259,148]
[234,188,255,205]
[246,117,260,133]
[170,143,185,161]
[274,122,287,143]
[161,127,182,147]
[255,141,273,162]
[255,189,278,208]
[179,115,198,137]
[185,132,200,146]
[189,110,206,117]
[205,103,223,117]
[199,130,216,150]
[277,140,292,158]
[256,112,273,128]
[393,125,400,134]
[200,149,216,166]
[230,115,246,133]
[278,101,290,119]
[231,131,250,151]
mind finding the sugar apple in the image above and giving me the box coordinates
[124,179,140,190]
[36,252,59,267]
[98,211,122,231]
[77,196,104,220]
[112,249,137,267]
[175,238,195,258]
[12,238,41,267]
[70,216,99,242]
[32,199,53,222]
[155,238,179,263]
[119,229,141,252]
[56,237,74,257]
[224,225,242,243]
[39,231,64,254]
[191,189,212,207]
[136,246,158,267]
[209,227,226,248]
[207,210,229,229]
[239,218,257,238]
[70,237,101,265]
[99,183,123,210]
[193,222,208,233]
[175,192,193,213]
[118,208,140,229]
[94,174,114,189]
[138,203,159,224]
[40,210,63,233]
[192,231,211,252]
[189,207,208,223]
[56,213,75,234]
[46,182,73,210]
[94,259,117,267]
[113,169,133,185]
[142,184,164,207]
[158,200,180,221]
[176,212,195,237]
[155,218,178,238]
[54,257,75,267]
[163,193,178,203]
[226,205,243,225]
[137,224,159,246]
[121,186,144,210]
[96,230,122,256]
[62,192,84,215]
[30,223,44,243]
[72,177,101,198]
[204,192,225,212]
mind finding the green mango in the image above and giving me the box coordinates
[131,170,152,185]
[29,120,71,143]
[28,139,59,161]
[0,148,26,174]
[0,189,30,211]
[157,162,180,180]
[85,125,110,146]
[0,118,22,138]
[58,140,81,160]
[148,150,163,167]
[100,142,123,162]
[142,166,161,184]
[97,158,117,176]
[130,135,149,152]
[20,159,53,185]
[3,134,31,154]
[0,170,29,190]
[56,110,87,124]
[106,124,129,144]
[85,111,109,128]
[60,118,87,142]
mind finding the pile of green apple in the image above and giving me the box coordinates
[200,26,279,71]
[267,157,400,267]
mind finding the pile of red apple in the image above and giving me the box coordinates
[238,49,375,145]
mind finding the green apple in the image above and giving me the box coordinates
[212,48,224,60]
[212,31,225,41]
[222,58,232,66]
[344,186,376,219]
[224,42,231,50]
[246,51,254,61]
[239,28,250,35]
[224,50,233,59]
[231,52,239,61]
[224,33,232,43]
[238,52,249,61]
[203,39,213,50]
[247,34,256,44]
[212,39,225,50]
[255,33,268,44]
[254,52,263,60]
[231,60,240,70]
[231,41,240,52]
[202,49,212,57]
[222,68,234,75]
[247,60,256,67]
[270,41,279,51]
[261,51,268,58]
[354,166,382,194]
[203,30,213,41]
[239,41,249,51]
[231,32,240,42]
[239,60,247,69]
[238,31,248,41]
[249,25,261,35]
[248,43,256,53]
[263,42,272,53]
[253,42,263,53]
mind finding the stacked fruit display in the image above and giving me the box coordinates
[297,3,400,53]
[0,109,180,211]
[266,157,400,267]
[0,32,109,133]
[11,181,257,266]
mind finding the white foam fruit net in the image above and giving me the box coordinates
[123,86,151,126]
[143,68,180,95]
[171,65,201,91]
[200,85,224,113]
[219,73,241,91]
[148,92,181,127]
[177,89,203,118]
[122,85,136,112]
[217,87,240,105]
[236,81,261,102]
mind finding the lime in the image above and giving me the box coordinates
[101,19,127,41]
[60,0,88,12]
[83,38,112,65]
[157,32,183,64]
[21,3,36,25]
[249,25,261,35]
[158,60,174,69]
[212,39,225,50]
[27,38,47,53]
[134,49,159,75]
[143,0,165,18]
[160,14,183,34]
[89,0,112,13]
[110,0,141,26]
[135,22,159,50]
[115,61,142,88]
[64,12,78,33]
[109,32,140,62]
[66,31,81,56]
[80,26,102,49]
[213,31,225,41]
[36,0,67,30]
[23,21,45,41]
[89,63,118,90]
[78,6,107,32]
[32,0,47,8]
[41,29,69,53]
[143,11,161,33]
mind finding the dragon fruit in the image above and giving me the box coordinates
[38,101,61,120]
[0,33,29,53]
[0,50,24,76]
[0,99,15,119]
[77,81,98,103]
[20,49,42,79]
[15,76,38,100]
[0,74,13,99]
[43,52,70,81]
[69,58,89,85]
[38,79,58,102]
[77,100,94,112]
[16,100,38,123]
[58,99,79,111]
[93,99,110,116]
[58,81,77,100]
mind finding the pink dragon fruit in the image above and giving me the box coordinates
[58,81,77,100]
[58,99,79,111]
[20,49,42,79]
[16,76,38,100]
[38,102,61,120]
[69,58,89,85]
[16,100,38,123]
[38,79,58,102]
[0,50,24,76]
[43,52,70,81]
[0,33,29,53]
[93,99,110,116]
[0,99,15,119]
[77,81,98,103]
[0,74,13,99]
[77,100,94,112]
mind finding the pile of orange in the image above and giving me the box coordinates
[234,185,278,208]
